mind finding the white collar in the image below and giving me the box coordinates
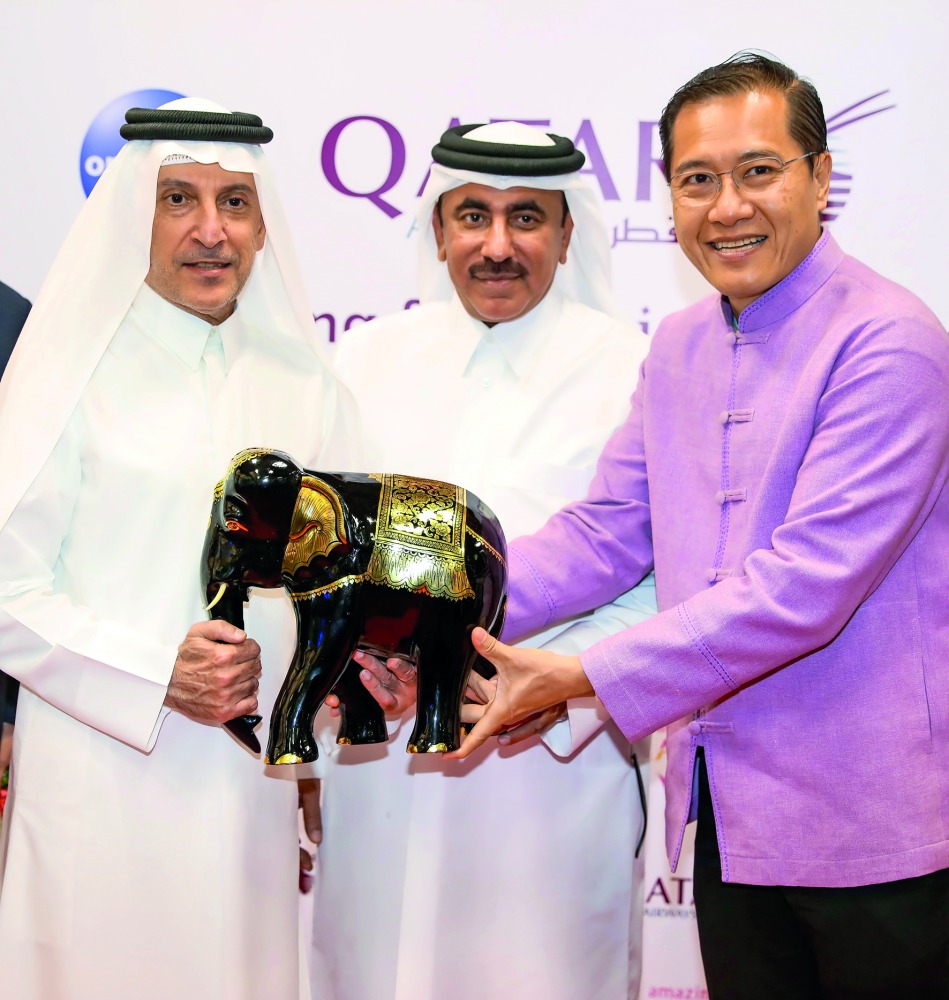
[129,283,243,373]
[456,287,564,381]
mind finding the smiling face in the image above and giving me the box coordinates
[432,183,574,325]
[670,90,831,315]
[145,161,267,325]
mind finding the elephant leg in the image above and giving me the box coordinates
[265,589,364,764]
[407,616,476,754]
[331,660,388,746]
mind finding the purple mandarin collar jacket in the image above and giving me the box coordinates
[505,232,949,887]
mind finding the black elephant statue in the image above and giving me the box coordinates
[202,448,507,764]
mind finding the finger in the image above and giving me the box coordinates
[360,668,398,712]
[191,618,247,644]
[298,778,322,845]
[460,702,487,724]
[352,649,385,672]
[471,628,516,676]
[465,672,497,705]
[497,713,551,745]
[470,626,499,657]
[354,650,390,685]
[299,846,314,872]
[446,702,506,760]
[324,693,340,709]
[232,657,263,684]
[231,692,259,717]
[499,703,567,745]
[385,657,417,683]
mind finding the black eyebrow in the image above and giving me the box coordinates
[506,200,547,216]
[453,197,548,217]
[673,149,782,173]
[454,197,491,214]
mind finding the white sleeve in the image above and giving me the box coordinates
[538,574,658,758]
[0,422,177,752]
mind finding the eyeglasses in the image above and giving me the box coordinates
[670,152,819,205]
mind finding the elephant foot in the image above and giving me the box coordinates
[404,720,459,753]
[336,713,389,746]
[406,741,449,754]
[265,727,320,765]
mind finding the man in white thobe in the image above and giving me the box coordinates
[0,101,353,1000]
[310,122,656,1000]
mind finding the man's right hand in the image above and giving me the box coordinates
[164,620,261,724]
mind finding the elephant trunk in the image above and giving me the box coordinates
[202,564,261,753]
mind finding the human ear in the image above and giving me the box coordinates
[813,152,832,215]
[432,206,447,262]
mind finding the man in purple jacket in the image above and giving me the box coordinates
[453,53,949,998]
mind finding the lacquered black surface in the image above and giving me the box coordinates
[202,450,507,763]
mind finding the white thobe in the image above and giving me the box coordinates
[0,286,348,1000]
[311,290,657,1000]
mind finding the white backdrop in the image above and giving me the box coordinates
[2,3,946,997]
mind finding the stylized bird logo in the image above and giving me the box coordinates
[822,90,895,224]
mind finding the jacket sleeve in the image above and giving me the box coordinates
[511,314,949,744]
[0,422,177,752]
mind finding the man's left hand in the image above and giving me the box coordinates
[449,628,593,760]
[324,650,418,719]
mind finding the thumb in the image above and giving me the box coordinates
[196,618,247,644]
[471,627,505,664]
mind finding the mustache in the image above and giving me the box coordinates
[469,259,526,279]
[178,248,235,266]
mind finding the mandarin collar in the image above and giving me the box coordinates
[453,287,564,380]
[728,230,844,335]
[128,284,245,372]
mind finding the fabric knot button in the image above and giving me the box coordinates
[715,490,726,505]
[705,568,717,583]
[688,721,702,736]
[481,378,491,389]
[718,410,730,425]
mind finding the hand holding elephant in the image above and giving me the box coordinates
[334,645,564,748]
[202,449,507,764]
[164,620,262,724]
[449,628,592,760]
[323,650,418,719]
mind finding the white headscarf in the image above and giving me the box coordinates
[0,98,328,534]
[416,121,619,318]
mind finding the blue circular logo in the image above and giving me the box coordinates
[79,88,185,196]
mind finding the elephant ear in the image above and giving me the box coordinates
[282,477,349,574]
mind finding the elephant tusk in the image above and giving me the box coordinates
[205,583,227,613]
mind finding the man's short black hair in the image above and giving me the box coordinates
[659,52,828,181]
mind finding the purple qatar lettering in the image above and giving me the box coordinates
[321,116,407,218]
[637,121,663,201]
[321,115,664,219]
[645,875,694,907]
